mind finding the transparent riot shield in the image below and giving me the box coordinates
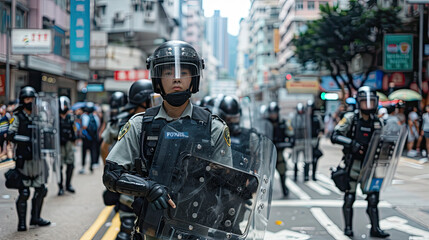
[358,120,407,193]
[31,92,61,184]
[137,119,277,240]
[305,105,313,163]
[292,112,310,164]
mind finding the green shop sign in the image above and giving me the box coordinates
[383,34,413,71]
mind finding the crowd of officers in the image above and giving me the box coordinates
[3,40,391,239]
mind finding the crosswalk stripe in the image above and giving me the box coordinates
[305,181,331,195]
[310,208,349,240]
[80,206,115,240]
[271,199,392,208]
[101,212,121,240]
[286,178,311,200]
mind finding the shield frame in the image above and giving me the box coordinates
[31,92,61,184]
[358,122,407,193]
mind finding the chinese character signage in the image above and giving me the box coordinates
[70,0,90,62]
[383,34,413,72]
[114,70,150,81]
[11,29,52,54]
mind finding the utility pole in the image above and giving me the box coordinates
[5,0,16,103]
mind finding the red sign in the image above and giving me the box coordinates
[114,70,149,81]
[0,74,5,96]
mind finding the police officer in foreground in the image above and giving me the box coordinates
[101,80,154,240]
[266,101,290,197]
[7,86,51,231]
[103,40,232,239]
[305,100,324,181]
[331,86,389,238]
[58,96,77,196]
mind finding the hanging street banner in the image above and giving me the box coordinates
[70,0,90,62]
[11,29,52,54]
[383,34,413,72]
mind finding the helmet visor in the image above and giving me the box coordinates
[359,96,377,111]
[151,62,200,80]
[224,114,240,124]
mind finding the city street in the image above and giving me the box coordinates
[0,138,429,240]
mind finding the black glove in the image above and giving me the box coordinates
[351,141,363,154]
[147,181,170,210]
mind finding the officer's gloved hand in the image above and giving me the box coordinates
[351,141,363,154]
[147,181,171,210]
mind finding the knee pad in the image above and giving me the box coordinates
[367,192,379,207]
[17,188,30,202]
[344,193,356,208]
[34,186,48,198]
[120,216,136,234]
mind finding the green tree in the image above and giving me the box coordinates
[293,0,402,98]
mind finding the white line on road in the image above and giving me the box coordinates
[400,161,424,170]
[379,216,429,238]
[286,178,311,200]
[264,229,310,240]
[310,208,350,240]
[305,181,331,195]
[272,199,392,208]
[411,173,429,180]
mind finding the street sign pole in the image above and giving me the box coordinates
[419,5,424,95]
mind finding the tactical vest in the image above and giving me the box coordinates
[15,110,33,162]
[230,127,256,171]
[271,119,287,144]
[350,114,381,160]
[60,114,75,145]
[135,105,213,177]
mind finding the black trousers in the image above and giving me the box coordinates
[82,138,98,170]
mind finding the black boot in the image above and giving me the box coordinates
[16,188,30,231]
[58,185,64,196]
[367,192,389,238]
[65,164,75,193]
[343,192,355,237]
[279,174,289,197]
[312,158,318,181]
[293,163,298,182]
[304,163,309,181]
[30,186,51,227]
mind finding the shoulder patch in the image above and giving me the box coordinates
[118,121,131,141]
[338,117,347,125]
[9,117,14,124]
[223,126,231,147]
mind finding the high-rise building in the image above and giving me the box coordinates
[205,10,228,71]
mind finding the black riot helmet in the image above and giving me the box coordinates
[147,40,204,107]
[110,91,128,109]
[59,96,71,114]
[199,96,213,108]
[296,103,305,114]
[83,102,95,113]
[218,96,241,134]
[357,86,378,115]
[122,79,154,111]
[267,102,280,121]
[19,86,38,102]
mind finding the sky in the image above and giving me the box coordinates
[203,0,251,36]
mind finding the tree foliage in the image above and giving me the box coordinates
[293,0,402,96]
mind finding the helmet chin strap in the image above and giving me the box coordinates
[163,90,191,107]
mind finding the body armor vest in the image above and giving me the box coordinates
[271,119,287,144]
[351,115,380,160]
[60,114,75,145]
[15,110,33,163]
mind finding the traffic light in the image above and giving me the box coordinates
[285,73,293,81]
[321,92,339,100]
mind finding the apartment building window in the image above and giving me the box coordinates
[52,25,66,57]
[0,3,10,34]
[308,1,315,9]
[319,1,328,7]
[15,9,26,29]
[296,1,303,10]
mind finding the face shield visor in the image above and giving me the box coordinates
[358,95,378,113]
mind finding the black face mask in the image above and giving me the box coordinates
[23,102,32,111]
[361,109,376,115]
[60,108,68,115]
[163,90,191,107]
[228,123,241,136]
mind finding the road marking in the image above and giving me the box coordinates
[305,181,331,195]
[272,199,392,208]
[310,208,349,240]
[101,212,120,240]
[264,229,310,240]
[379,216,429,237]
[286,178,311,200]
[411,173,429,180]
[0,160,14,170]
[80,206,114,240]
[400,161,424,170]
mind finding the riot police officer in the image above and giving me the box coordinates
[331,86,389,238]
[109,91,128,119]
[58,96,77,196]
[305,100,324,181]
[266,101,290,197]
[103,40,232,239]
[7,86,51,231]
[100,80,154,240]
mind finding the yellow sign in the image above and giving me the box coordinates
[286,81,320,94]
